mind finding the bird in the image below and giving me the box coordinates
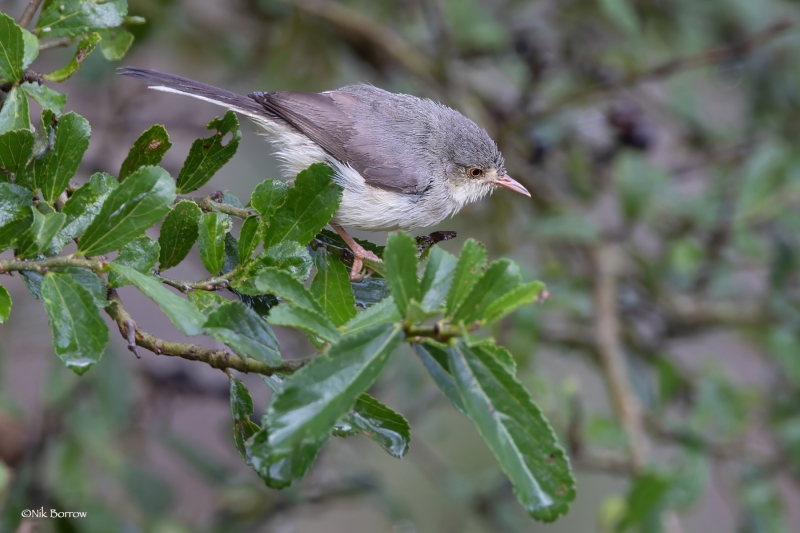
[118,67,531,280]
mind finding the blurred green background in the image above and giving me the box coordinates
[1,0,800,531]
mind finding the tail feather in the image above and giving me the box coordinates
[117,67,269,118]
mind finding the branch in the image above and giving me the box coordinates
[185,195,256,219]
[105,290,307,375]
[38,38,74,51]
[154,269,238,293]
[17,0,44,29]
[0,256,110,275]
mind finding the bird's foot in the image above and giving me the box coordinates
[350,245,381,282]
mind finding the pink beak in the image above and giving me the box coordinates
[494,174,531,197]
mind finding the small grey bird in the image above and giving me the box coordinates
[119,68,530,279]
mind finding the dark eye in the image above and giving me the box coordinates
[468,167,484,178]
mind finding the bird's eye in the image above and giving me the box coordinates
[468,167,484,178]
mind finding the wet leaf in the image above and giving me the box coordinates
[16,207,65,258]
[232,241,313,294]
[205,301,282,366]
[108,236,160,288]
[198,212,232,274]
[37,0,127,38]
[158,200,202,271]
[53,172,118,249]
[0,86,30,134]
[229,377,261,462]
[334,393,410,458]
[176,110,241,193]
[310,248,356,326]
[238,215,262,263]
[0,182,33,251]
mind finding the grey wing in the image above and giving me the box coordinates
[249,89,430,194]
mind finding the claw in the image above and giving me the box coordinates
[330,223,382,280]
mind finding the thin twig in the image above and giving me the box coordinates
[186,196,256,219]
[0,256,110,274]
[38,38,74,51]
[17,0,44,29]
[155,269,238,293]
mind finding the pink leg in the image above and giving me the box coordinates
[331,223,382,281]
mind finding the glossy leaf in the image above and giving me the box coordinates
[452,259,521,323]
[56,267,107,308]
[445,239,487,316]
[448,339,575,521]
[264,323,403,457]
[205,301,282,366]
[351,277,390,307]
[107,263,205,336]
[310,248,356,326]
[251,179,288,223]
[419,246,457,311]
[188,291,228,316]
[119,125,172,181]
[19,82,66,113]
[229,377,261,463]
[108,236,160,289]
[0,182,33,251]
[24,111,91,203]
[384,232,419,315]
[21,28,38,70]
[262,163,342,248]
[343,296,400,336]
[255,267,324,312]
[43,32,102,83]
[37,0,127,38]
[0,14,24,82]
[79,166,175,256]
[483,281,546,325]
[267,305,340,344]
[246,427,327,490]
[0,86,30,133]
[0,284,10,324]
[157,200,202,271]
[54,172,118,249]
[238,216,262,263]
[0,129,34,176]
[198,212,232,274]
[176,110,241,193]
[98,28,134,60]
[232,242,313,294]
[413,341,465,413]
[334,393,410,458]
[41,272,109,375]
[16,207,65,258]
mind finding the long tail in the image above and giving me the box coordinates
[117,67,269,119]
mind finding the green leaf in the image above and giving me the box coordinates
[107,263,205,336]
[310,248,356,326]
[108,236,160,288]
[262,163,342,248]
[16,207,65,258]
[246,426,327,490]
[21,29,38,70]
[0,129,34,176]
[19,82,66,114]
[384,232,419,316]
[0,182,33,251]
[0,284,10,324]
[0,14,24,82]
[229,377,261,463]
[267,305,340,344]
[188,291,228,316]
[445,239,487,316]
[205,301,282,366]
[98,28,134,60]
[41,272,109,375]
[483,281,546,325]
[56,267,107,308]
[23,111,91,203]
[616,472,673,531]
[54,172,118,249]
[43,32,101,83]
[264,323,403,457]
[0,86,30,134]
[419,246,457,311]
[119,125,172,181]
[351,277,390,307]
[334,393,410,458]
[448,339,575,521]
[343,296,400,336]
[157,200,202,271]
[413,340,465,413]
[232,241,313,294]
[79,166,176,256]
[238,215,262,263]
[251,179,288,223]
[452,259,520,323]
[37,0,127,38]
[255,267,325,313]
[176,110,241,193]
[198,212,232,274]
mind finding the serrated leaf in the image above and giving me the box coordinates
[21,29,38,70]
[43,32,101,83]
[41,272,109,375]
[188,291,228,316]
[452,259,521,323]
[0,129,34,176]
[384,232,419,316]
[255,267,325,314]
[310,248,356,326]
[343,296,400,336]
[37,0,127,38]
[23,111,90,203]
[267,305,340,344]
[413,341,465,413]
[0,182,33,250]
[119,124,172,181]
[420,246,457,311]
[264,323,403,457]
[157,200,202,270]
[108,236,159,288]
[232,241,313,294]
[53,172,118,249]
[0,284,10,323]
[448,340,575,521]
[98,28,134,60]
[483,281,546,325]
[108,263,205,336]
[205,301,282,365]
[262,163,342,248]
[351,277,390,307]
[223,232,239,274]
[334,393,410,458]
[19,82,66,113]
[0,86,30,134]
[246,426,327,490]
[251,179,288,223]
[0,14,24,82]
[56,267,107,308]
[79,166,175,256]
[16,207,65,257]
[445,239,487,316]
[229,377,261,462]
[238,215,262,263]
[176,110,241,193]
[198,212,232,274]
